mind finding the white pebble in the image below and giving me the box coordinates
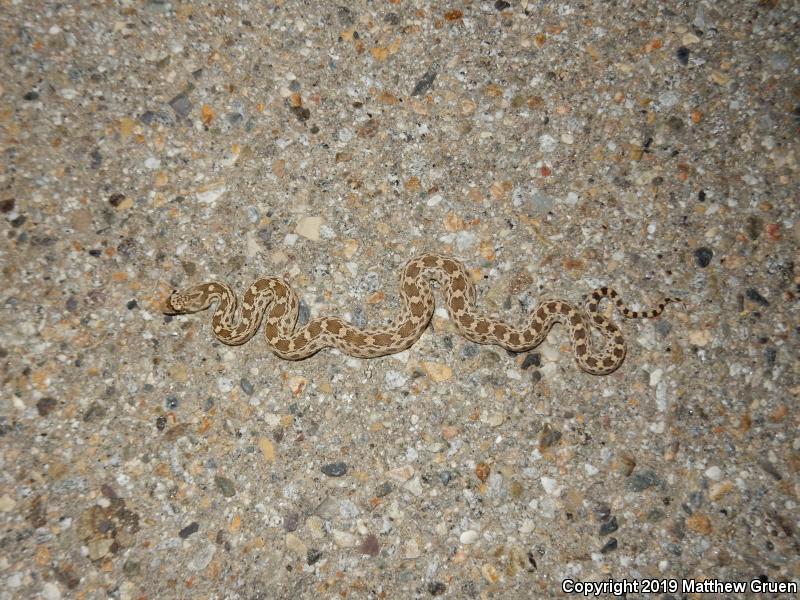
[384,370,408,390]
[188,544,216,571]
[584,463,599,476]
[459,530,479,544]
[540,476,560,496]
[649,368,663,387]
[7,573,22,588]
[42,583,61,600]
[455,230,477,251]
[539,134,557,153]
[426,194,443,206]
[295,216,323,241]
[404,539,421,558]
[196,184,226,204]
[705,466,722,481]
[144,157,161,170]
[404,476,423,496]
[338,128,353,142]
[217,377,234,393]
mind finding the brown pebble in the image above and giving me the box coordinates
[475,462,491,482]
[686,514,712,535]
[359,534,380,556]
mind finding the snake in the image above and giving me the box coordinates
[163,253,680,375]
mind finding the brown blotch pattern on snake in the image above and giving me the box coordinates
[163,254,680,375]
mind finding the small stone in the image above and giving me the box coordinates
[258,438,275,462]
[144,157,161,170]
[169,93,192,119]
[126,299,138,310]
[676,46,690,65]
[179,522,199,539]
[770,52,790,71]
[217,377,233,393]
[214,475,236,497]
[688,329,712,346]
[240,378,254,395]
[403,538,421,559]
[486,412,505,427]
[599,516,618,536]
[704,466,722,481]
[709,480,734,501]
[0,494,15,512]
[745,288,769,307]
[686,514,712,535]
[196,184,226,204]
[540,476,560,496]
[521,353,541,369]
[539,134,557,153]
[306,516,325,539]
[332,530,357,547]
[359,534,380,556]
[538,424,561,449]
[628,470,660,492]
[746,215,763,240]
[42,582,61,600]
[188,544,215,571]
[88,538,114,560]
[475,463,490,482]
[386,465,414,482]
[295,216,323,241]
[649,368,663,387]
[286,532,307,556]
[495,0,511,10]
[23,90,39,101]
[284,512,299,532]
[481,563,500,584]
[459,530,479,544]
[531,191,555,212]
[422,362,452,382]
[411,71,436,96]
[375,482,394,497]
[321,462,348,477]
[384,370,408,390]
[306,549,322,565]
[694,247,713,268]
[600,538,618,553]
[36,397,57,417]
[427,582,447,596]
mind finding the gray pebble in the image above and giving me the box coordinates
[352,305,368,329]
[214,475,236,497]
[411,71,436,97]
[627,470,660,492]
[599,516,618,536]
[179,522,199,539]
[694,247,713,268]
[169,93,192,119]
[321,462,348,477]
[298,300,310,326]
[240,378,254,395]
[746,288,769,307]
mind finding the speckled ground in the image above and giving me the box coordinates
[1,1,798,599]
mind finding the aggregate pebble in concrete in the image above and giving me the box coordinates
[1,2,798,599]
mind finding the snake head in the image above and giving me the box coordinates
[163,287,211,314]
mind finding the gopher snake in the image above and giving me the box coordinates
[164,254,679,375]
